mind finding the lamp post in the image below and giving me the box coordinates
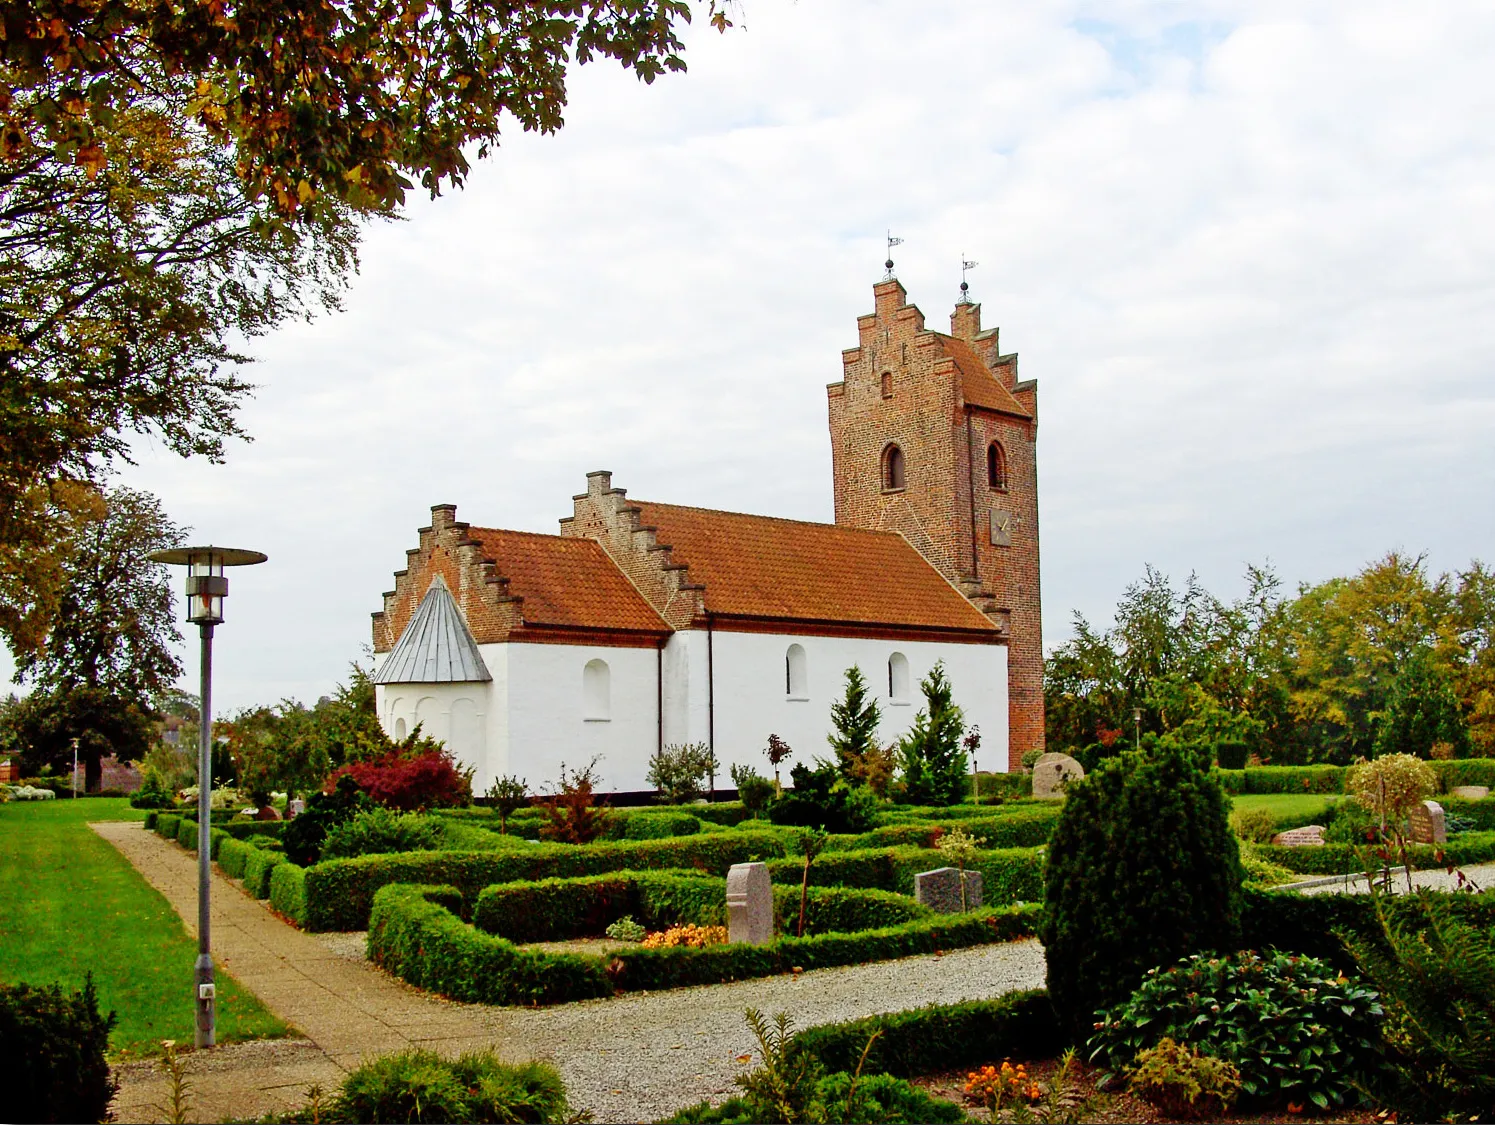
[148,546,266,1048]
[1133,707,1143,752]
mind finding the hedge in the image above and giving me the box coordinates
[270,862,308,925]
[1442,795,1495,831]
[1432,759,1495,791]
[369,885,615,1006]
[1240,885,1495,970]
[1215,766,1347,794]
[765,845,1045,906]
[840,807,1061,851]
[370,882,1041,1004]
[154,812,182,840]
[1252,830,1495,876]
[217,835,254,880]
[242,847,288,899]
[791,989,1063,1075]
[294,830,787,931]
[471,871,929,943]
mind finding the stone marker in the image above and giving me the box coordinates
[1450,785,1490,801]
[1271,825,1326,847]
[1031,752,1084,799]
[1409,800,1447,845]
[726,862,773,945]
[914,866,984,913]
[287,797,307,820]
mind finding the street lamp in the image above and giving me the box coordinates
[148,546,266,1048]
[1133,707,1143,752]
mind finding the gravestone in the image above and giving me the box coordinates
[1031,752,1084,799]
[287,797,307,820]
[1450,785,1490,801]
[914,866,984,913]
[1409,800,1447,845]
[726,862,773,945]
[1271,825,1326,847]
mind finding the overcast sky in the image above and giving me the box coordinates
[7,0,1495,711]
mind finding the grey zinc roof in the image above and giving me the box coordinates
[373,577,492,684]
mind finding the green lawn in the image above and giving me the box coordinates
[0,797,286,1058]
[1230,792,1344,828]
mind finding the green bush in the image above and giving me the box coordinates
[769,886,927,936]
[0,976,117,1125]
[844,806,1060,851]
[975,771,1032,800]
[610,811,703,840]
[473,871,724,942]
[663,1071,962,1124]
[769,762,879,834]
[789,989,1062,1077]
[1040,745,1245,1039]
[1090,950,1383,1111]
[1441,795,1495,831]
[1341,889,1495,1122]
[1228,807,1279,844]
[300,830,787,931]
[283,774,373,866]
[1126,1037,1241,1120]
[321,807,445,860]
[764,844,1045,905]
[269,861,308,926]
[338,1048,571,1123]
[155,811,182,840]
[1250,831,1495,877]
[242,846,287,899]
[1238,850,1299,888]
[1213,741,1250,771]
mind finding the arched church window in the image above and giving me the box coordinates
[394,717,408,741]
[785,644,808,699]
[987,441,1008,491]
[583,658,611,721]
[882,444,906,491]
[881,371,893,398]
[888,652,910,704]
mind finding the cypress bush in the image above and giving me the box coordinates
[1039,743,1245,1040]
[0,976,117,1124]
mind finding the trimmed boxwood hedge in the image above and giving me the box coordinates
[1214,766,1347,795]
[370,882,1041,1004]
[471,871,930,943]
[765,845,1044,905]
[838,807,1061,851]
[791,988,1063,1076]
[1442,796,1495,831]
[294,830,787,931]
[270,861,308,924]
[242,846,287,898]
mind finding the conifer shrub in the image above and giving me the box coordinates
[338,1049,571,1123]
[1039,743,1246,1039]
[0,976,117,1124]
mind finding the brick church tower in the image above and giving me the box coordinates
[827,276,1044,768]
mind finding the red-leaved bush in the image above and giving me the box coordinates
[325,749,471,811]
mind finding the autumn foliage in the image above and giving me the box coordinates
[325,748,470,812]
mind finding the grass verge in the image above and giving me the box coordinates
[0,797,287,1058]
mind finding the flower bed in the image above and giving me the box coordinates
[367,882,1040,1005]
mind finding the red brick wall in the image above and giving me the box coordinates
[828,280,1045,768]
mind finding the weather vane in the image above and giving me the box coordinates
[884,231,903,279]
[959,255,978,303]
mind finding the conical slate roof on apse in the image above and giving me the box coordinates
[373,577,492,684]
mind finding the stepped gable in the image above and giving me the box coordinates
[373,503,669,653]
[373,576,491,684]
[933,333,1030,418]
[562,471,1000,640]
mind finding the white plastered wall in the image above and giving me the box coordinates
[699,630,1009,786]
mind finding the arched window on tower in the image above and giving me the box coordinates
[881,371,893,399]
[888,652,910,704]
[583,658,611,721]
[785,644,808,699]
[882,444,906,492]
[987,441,1008,491]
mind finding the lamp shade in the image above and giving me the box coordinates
[148,546,267,625]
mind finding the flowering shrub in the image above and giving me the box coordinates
[964,1061,1040,1113]
[326,749,471,812]
[1090,950,1383,1110]
[642,924,728,949]
[1126,1038,1241,1120]
[5,784,56,800]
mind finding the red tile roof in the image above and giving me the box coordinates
[466,528,669,635]
[934,334,1031,417]
[630,501,998,634]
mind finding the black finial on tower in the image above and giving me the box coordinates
[958,255,979,304]
[884,230,903,280]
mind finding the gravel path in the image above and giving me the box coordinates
[1295,861,1495,896]
[98,823,1046,1123]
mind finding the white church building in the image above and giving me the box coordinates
[370,278,1043,793]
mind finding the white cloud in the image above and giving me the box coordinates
[5,0,1494,708]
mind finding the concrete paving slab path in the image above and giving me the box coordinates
[94,821,1048,1124]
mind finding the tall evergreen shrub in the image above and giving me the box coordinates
[0,975,117,1123]
[1039,743,1245,1040]
[827,666,881,783]
[897,662,968,806]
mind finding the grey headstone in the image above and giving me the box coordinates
[1271,825,1326,847]
[726,862,773,945]
[287,798,306,820]
[1409,800,1446,845]
[1031,752,1084,799]
[1450,785,1490,801]
[914,866,984,914]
